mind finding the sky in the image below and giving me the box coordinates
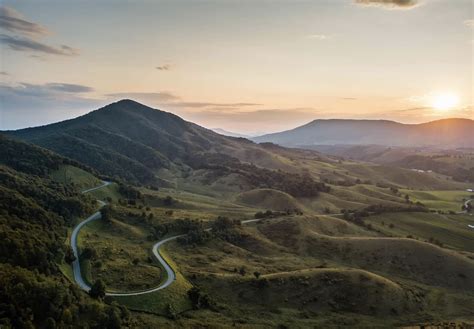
[0,0,473,134]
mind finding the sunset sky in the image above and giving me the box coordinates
[0,0,472,134]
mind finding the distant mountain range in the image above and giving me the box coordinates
[253,118,474,148]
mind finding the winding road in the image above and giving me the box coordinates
[71,181,187,296]
[71,181,278,296]
[72,182,474,295]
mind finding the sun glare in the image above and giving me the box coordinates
[431,92,460,111]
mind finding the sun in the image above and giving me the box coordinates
[431,92,460,111]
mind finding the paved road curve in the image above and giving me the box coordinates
[71,181,189,296]
[71,181,110,291]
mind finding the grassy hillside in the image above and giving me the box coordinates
[402,190,473,212]
[235,188,304,211]
[51,164,102,190]
[364,212,474,252]
[160,212,474,327]
[310,144,474,184]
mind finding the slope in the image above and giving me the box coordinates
[253,118,474,148]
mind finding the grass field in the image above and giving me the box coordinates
[402,190,473,212]
[364,212,474,252]
[113,243,193,315]
[51,165,101,190]
[77,214,163,291]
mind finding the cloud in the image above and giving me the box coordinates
[0,82,102,129]
[465,20,474,28]
[367,105,474,123]
[0,6,78,58]
[1,82,94,97]
[0,34,79,56]
[354,0,421,9]
[307,34,330,40]
[45,83,94,93]
[173,101,261,108]
[156,64,171,71]
[0,71,8,76]
[106,91,261,109]
[0,6,48,36]
[106,92,180,104]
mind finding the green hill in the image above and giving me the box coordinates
[0,136,132,328]
[235,188,303,211]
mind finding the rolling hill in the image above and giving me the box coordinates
[253,118,474,148]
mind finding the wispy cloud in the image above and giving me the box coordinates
[0,34,79,56]
[156,64,171,71]
[106,91,261,109]
[0,6,78,58]
[0,71,9,76]
[1,82,94,97]
[174,101,261,108]
[306,34,330,40]
[45,83,94,93]
[0,6,48,36]
[465,19,474,28]
[0,82,101,129]
[107,92,180,103]
[354,0,421,10]
[367,105,474,123]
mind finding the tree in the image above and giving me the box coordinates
[89,279,106,299]
[188,287,201,309]
[105,308,122,329]
[257,278,269,289]
[404,194,410,203]
[81,247,96,260]
[163,195,174,206]
[64,247,76,264]
[100,205,113,223]
[165,303,177,320]
[253,271,261,279]
[187,287,212,310]
[239,266,246,276]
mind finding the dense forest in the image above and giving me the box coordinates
[0,136,131,328]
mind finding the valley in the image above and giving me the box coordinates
[1,101,473,328]
[2,1,473,327]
